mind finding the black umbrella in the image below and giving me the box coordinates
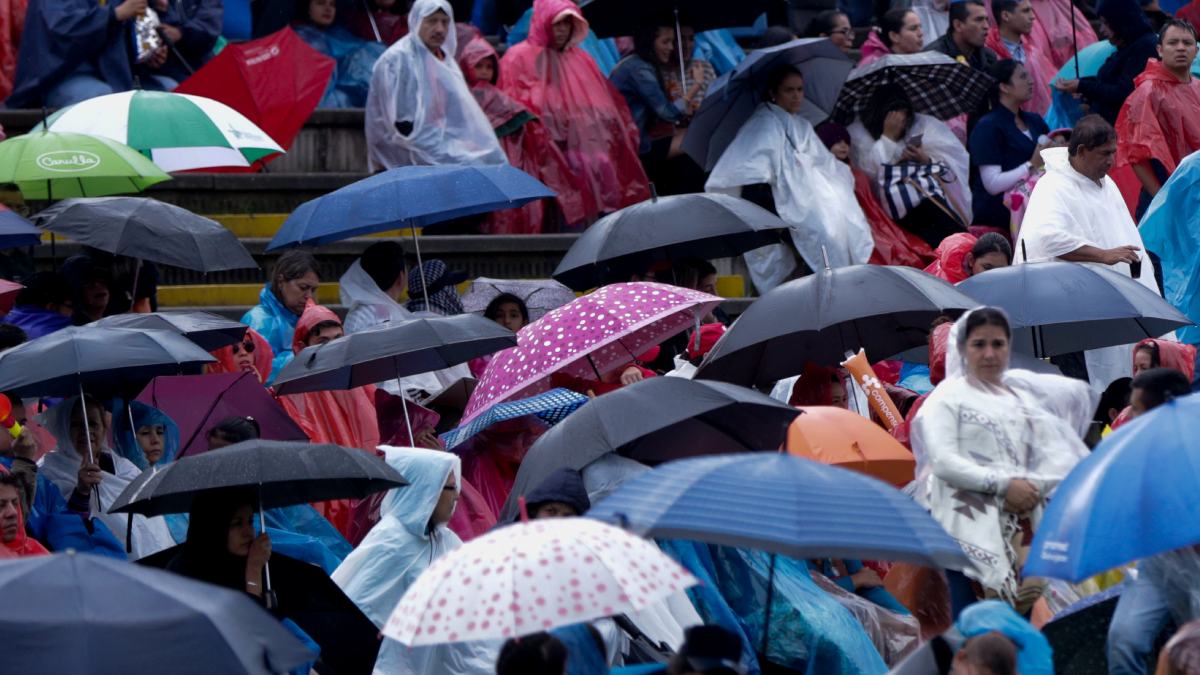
[552,193,789,291]
[831,52,994,125]
[0,552,315,675]
[91,310,249,351]
[694,264,976,389]
[497,377,800,521]
[1041,584,1123,675]
[957,261,1192,357]
[34,196,258,272]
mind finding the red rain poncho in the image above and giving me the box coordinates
[208,328,274,384]
[0,0,25,102]
[458,418,545,518]
[0,467,49,559]
[1134,338,1197,381]
[498,0,650,217]
[1115,59,1200,178]
[855,168,936,268]
[891,322,951,448]
[279,303,379,536]
[923,232,977,284]
[985,28,1055,115]
[1026,0,1097,70]
[458,36,591,232]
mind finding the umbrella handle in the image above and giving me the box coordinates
[259,489,277,610]
[675,9,687,101]
[397,377,416,446]
[77,383,101,515]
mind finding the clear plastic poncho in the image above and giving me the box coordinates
[364,0,506,171]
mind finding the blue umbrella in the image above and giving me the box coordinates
[0,204,41,249]
[682,38,853,171]
[1024,392,1200,582]
[588,453,969,570]
[440,387,588,451]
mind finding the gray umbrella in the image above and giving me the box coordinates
[91,310,248,351]
[957,261,1192,357]
[694,264,976,389]
[552,193,790,291]
[34,196,257,272]
[497,377,800,522]
[0,552,315,675]
[460,277,577,321]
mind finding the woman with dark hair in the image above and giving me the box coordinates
[207,416,263,449]
[858,8,925,67]
[484,293,529,332]
[925,231,1013,283]
[968,59,1051,231]
[1055,0,1159,123]
[706,65,872,292]
[805,10,855,55]
[291,0,385,107]
[242,249,321,384]
[167,487,274,601]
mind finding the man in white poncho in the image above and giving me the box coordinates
[706,66,874,293]
[364,0,507,171]
[1015,115,1160,392]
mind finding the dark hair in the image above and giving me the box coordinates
[806,9,847,37]
[295,0,334,24]
[208,416,261,445]
[987,58,1021,105]
[959,632,1018,675]
[1159,18,1198,44]
[1135,341,1161,367]
[879,8,915,49]
[971,232,1013,264]
[1131,367,1191,411]
[270,250,320,294]
[495,633,568,675]
[957,307,1012,349]
[862,84,914,139]
[950,0,985,34]
[633,21,676,92]
[756,25,797,48]
[308,319,342,339]
[1096,376,1132,422]
[0,323,27,351]
[672,258,717,291]
[1069,114,1117,156]
[992,0,1023,26]
[764,65,804,102]
[14,271,70,309]
[484,293,529,324]
[360,241,406,293]
[0,471,22,500]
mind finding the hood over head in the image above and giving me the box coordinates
[1095,0,1153,41]
[211,328,274,384]
[292,301,342,355]
[408,0,459,56]
[379,445,461,538]
[524,467,591,516]
[459,35,500,85]
[112,401,181,470]
[528,0,589,50]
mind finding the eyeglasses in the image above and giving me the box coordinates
[231,340,256,355]
[830,27,855,37]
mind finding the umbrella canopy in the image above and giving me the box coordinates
[174,27,333,171]
[460,277,577,321]
[1024,392,1200,582]
[136,372,310,458]
[497,377,799,522]
[109,439,409,516]
[694,264,975,388]
[0,552,314,675]
[0,131,170,200]
[91,311,248,351]
[1041,584,1123,675]
[34,197,258,272]
[785,406,916,487]
[552,193,790,290]
[831,52,994,125]
[272,314,518,395]
[0,205,41,249]
[463,282,722,424]
[0,326,215,398]
[588,453,970,569]
[382,518,698,645]
[957,262,1192,357]
[683,38,855,171]
[0,279,21,314]
[579,0,780,36]
[38,90,285,172]
[441,387,589,451]
[266,165,556,250]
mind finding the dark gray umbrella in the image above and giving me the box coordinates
[0,552,315,675]
[957,261,1192,357]
[694,264,976,389]
[0,326,215,398]
[497,377,799,522]
[552,193,789,291]
[273,314,517,395]
[34,196,257,272]
[91,310,248,351]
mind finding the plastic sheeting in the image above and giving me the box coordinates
[1115,59,1200,178]
[292,23,385,108]
[1140,547,1200,626]
[956,599,1054,675]
[1141,149,1200,345]
[809,571,921,665]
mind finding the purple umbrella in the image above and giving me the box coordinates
[461,282,722,424]
[135,371,308,457]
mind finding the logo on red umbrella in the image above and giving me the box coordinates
[35,151,101,172]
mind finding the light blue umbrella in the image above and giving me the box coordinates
[440,387,588,450]
[0,205,40,249]
[1024,392,1200,582]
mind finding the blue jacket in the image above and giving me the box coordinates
[610,55,685,154]
[158,0,223,81]
[241,285,299,385]
[3,306,72,340]
[1,457,126,559]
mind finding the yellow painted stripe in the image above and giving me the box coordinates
[209,214,422,239]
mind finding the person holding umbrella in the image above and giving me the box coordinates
[241,250,320,386]
[706,65,873,293]
[1054,0,1159,125]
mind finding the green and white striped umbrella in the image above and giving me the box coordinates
[41,90,285,172]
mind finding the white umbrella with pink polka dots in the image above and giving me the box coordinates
[381,518,698,646]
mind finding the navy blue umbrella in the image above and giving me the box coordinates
[588,453,969,570]
[266,164,556,250]
[1024,392,1200,582]
[0,204,41,249]
[683,38,854,171]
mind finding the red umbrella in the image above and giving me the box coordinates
[0,279,22,316]
[174,28,334,172]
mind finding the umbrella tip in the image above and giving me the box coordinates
[518,496,530,523]
[649,183,659,202]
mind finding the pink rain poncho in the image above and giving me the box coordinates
[498,0,650,217]
[986,28,1055,116]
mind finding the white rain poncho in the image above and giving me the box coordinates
[1015,146,1163,392]
[848,112,973,226]
[706,102,874,293]
[364,0,507,171]
[910,309,1091,602]
[332,446,496,674]
[36,397,176,560]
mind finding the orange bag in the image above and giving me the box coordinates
[841,349,904,431]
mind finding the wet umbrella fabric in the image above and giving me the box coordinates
[0,130,170,200]
[0,205,41,249]
[1041,584,1124,675]
[440,387,589,451]
[92,311,248,351]
[460,277,578,320]
[831,52,994,125]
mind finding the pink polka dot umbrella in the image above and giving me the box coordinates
[460,282,723,425]
[382,518,698,646]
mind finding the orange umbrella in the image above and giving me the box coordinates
[785,406,916,486]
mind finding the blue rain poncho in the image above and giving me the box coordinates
[956,600,1053,675]
[241,285,299,385]
[0,456,125,559]
[292,23,385,108]
[1141,149,1200,346]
